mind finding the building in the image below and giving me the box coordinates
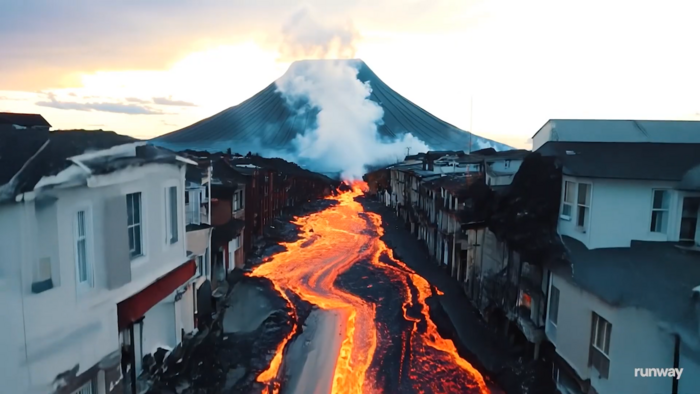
[535,138,700,394]
[0,112,51,132]
[531,119,700,151]
[0,127,199,394]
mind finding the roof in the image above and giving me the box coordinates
[0,112,51,128]
[212,218,245,247]
[0,130,189,202]
[537,141,700,181]
[426,175,470,194]
[557,235,700,337]
[153,59,511,153]
[533,119,700,143]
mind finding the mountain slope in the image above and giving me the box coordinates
[153,59,511,153]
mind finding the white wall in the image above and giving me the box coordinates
[557,176,689,249]
[548,273,700,394]
[0,162,190,393]
[532,121,554,151]
[141,300,177,358]
[0,204,32,393]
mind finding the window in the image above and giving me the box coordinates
[650,189,670,233]
[196,255,204,276]
[589,312,612,378]
[127,192,143,259]
[561,181,575,218]
[549,286,560,325]
[165,186,178,244]
[576,183,591,228]
[233,190,243,211]
[680,197,700,241]
[186,189,201,225]
[75,210,93,289]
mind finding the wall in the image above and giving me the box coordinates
[557,176,684,249]
[532,121,554,151]
[141,300,177,358]
[548,273,699,394]
[0,204,32,393]
[211,198,232,226]
[3,162,189,393]
[489,158,523,174]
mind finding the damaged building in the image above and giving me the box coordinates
[0,123,209,394]
[368,119,700,394]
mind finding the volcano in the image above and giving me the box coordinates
[154,59,510,154]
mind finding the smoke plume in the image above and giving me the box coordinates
[278,6,360,61]
[275,60,430,180]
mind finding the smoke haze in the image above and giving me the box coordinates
[278,6,360,62]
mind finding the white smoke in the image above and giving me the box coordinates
[275,60,430,180]
[278,5,360,61]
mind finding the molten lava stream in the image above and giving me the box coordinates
[251,182,491,394]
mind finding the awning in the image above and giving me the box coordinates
[117,260,196,330]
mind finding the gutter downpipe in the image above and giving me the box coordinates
[672,333,680,394]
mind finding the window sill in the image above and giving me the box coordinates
[130,255,149,267]
[559,214,571,221]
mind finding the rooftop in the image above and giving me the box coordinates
[0,112,51,128]
[537,141,700,181]
[557,235,700,339]
[533,119,700,144]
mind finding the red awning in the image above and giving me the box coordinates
[117,260,196,330]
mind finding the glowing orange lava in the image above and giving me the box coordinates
[251,182,490,394]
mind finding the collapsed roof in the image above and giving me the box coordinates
[153,59,511,153]
[0,129,191,203]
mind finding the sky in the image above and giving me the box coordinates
[1,0,699,149]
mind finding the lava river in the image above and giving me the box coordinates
[250,183,491,394]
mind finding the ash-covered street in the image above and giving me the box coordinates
[210,185,501,394]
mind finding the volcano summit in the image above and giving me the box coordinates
[155,60,509,155]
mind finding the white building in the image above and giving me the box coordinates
[0,130,199,394]
[536,136,700,394]
[531,119,700,151]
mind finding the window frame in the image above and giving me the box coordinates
[576,182,591,230]
[561,181,576,220]
[549,285,560,326]
[233,189,243,212]
[589,312,612,378]
[74,207,94,291]
[126,192,144,260]
[187,188,202,225]
[650,189,670,234]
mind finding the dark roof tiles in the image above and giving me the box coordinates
[537,141,700,181]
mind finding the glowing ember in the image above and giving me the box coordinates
[251,182,490,393]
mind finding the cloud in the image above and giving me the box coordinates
[35,94,163,115]
[153,96,197,107]
[0,0,475,90]
[126,97,150,104]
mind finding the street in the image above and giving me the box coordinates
[244,183,495,394]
